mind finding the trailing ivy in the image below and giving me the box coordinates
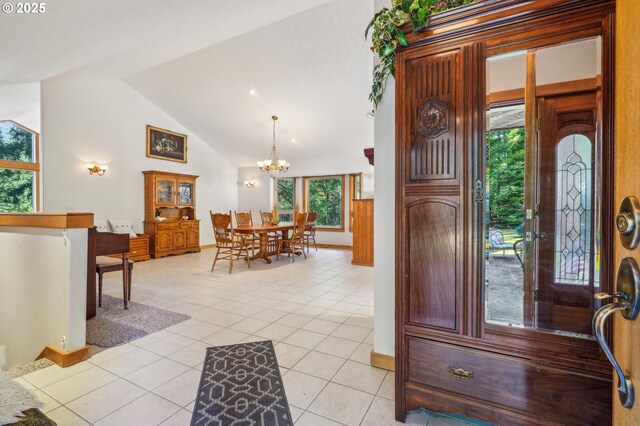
[366,0,475,109]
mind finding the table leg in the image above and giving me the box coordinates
[249,233,272,264]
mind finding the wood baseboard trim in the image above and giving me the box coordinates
[37,345,90,368]
[352,260,374,267]
[316,243,352,249]
[200,244,216,249]
[370,350,395,371]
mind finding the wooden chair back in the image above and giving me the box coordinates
[306,211,318,225]
[211,211,233,244]
[235,211,253,227]
[260,210,275,225]
[293,212,309,238]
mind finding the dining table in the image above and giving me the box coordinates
[234,222,306,264]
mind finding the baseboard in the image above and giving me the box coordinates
[370,350,395,371]
[316,243,352,249]
[37,345,89,368]
[352,260,374,267]
[200,244,216,250]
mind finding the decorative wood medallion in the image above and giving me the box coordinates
[409,52,457,182]
[417,98,449,138]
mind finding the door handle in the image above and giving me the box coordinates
[593,257,640,408]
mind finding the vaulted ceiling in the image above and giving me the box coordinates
[0,0,375,168]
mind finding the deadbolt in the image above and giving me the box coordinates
[617,196,640,250]
[617,211,635,234]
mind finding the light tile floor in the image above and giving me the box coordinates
[17,248,473,426]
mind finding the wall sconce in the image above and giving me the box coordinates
[87,164,108,176]
[244,180,256,189]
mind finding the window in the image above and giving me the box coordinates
[275,177,296,222]
[348,173,362,232]
[304,175,345,231]
[0,121,39,212]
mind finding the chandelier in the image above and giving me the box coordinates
[257,115,290,177]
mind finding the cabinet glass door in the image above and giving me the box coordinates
[178,182,193,205]
[483,37,604,338]
[157,179,176,204]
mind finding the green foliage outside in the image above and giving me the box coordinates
[0,123,35,213]
[308,178,342,227]
[487,128,525,228]
[277,178,295,222]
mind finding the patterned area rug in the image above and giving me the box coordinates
[87,295,190,348]
[191,341,292,426]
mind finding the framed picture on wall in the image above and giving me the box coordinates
[146,125,187,163]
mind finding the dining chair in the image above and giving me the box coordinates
[211,211,251,273]
[93,228,132,309]
[277,211,308,262]
[260,210,281,251]
[302,211,318,253]
[234,211,258,256]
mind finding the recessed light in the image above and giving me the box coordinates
[291,138,297,143]
[248,88,256,95]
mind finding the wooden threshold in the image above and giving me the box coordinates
[37,345,90,368]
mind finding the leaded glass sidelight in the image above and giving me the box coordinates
[554,134,593,285]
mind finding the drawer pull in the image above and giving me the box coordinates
[449,366,473,379]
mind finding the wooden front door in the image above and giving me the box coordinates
[535,92,599,334]
[613,1,640,423]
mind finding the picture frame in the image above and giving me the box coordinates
[146,125,188,163]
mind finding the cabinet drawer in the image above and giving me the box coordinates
[157,222,179,230]
[180,221,199,229]
[406,338,610,424]
[130,247,149,257]
[130,238,148,248]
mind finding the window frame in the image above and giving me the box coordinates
[0,120,40,212]
[348,173,363,232]
[273,177,297,222]
[303,174,345,232]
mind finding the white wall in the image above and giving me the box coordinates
[41,78,238,245]
[372,0,395,358]
[373,79,395,357]
[237,166,273,223]
[0,227,87,370]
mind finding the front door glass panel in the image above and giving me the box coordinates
[483,37,602,338]
[554,134,593,286]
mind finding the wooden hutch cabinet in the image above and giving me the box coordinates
[143,170,201,258]
[395,1,615,425]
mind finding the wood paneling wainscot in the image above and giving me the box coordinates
[352,199,374,266]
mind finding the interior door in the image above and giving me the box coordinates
[613,0,640,422]
[535,92,598,334]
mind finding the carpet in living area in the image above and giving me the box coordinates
[86,295,190,348]
[191,341,292,426]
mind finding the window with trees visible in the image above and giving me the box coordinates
[304,175,345,231]
[276,178,296,222]
[0,121,39,213]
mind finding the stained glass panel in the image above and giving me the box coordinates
[554,134,592,285]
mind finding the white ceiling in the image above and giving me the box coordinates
[0,0,375,168]
[125,0,374,168]
[0,0,335,82]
